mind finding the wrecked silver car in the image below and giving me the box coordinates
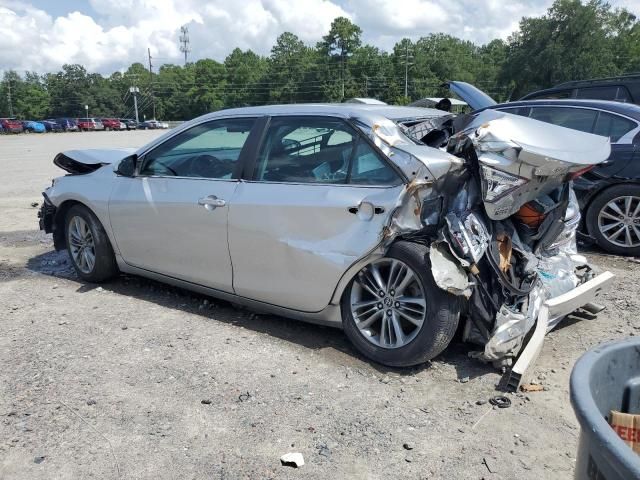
[38,104,614,389]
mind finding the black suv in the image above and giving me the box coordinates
[520,74,640,105]
[447,81,640,256]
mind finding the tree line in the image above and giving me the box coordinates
[0,0,638,121]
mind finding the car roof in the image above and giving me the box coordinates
[486,99,640,120]
[202,103,446,122]
[555,74,640,88]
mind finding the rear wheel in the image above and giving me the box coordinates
[342,241,460,367]
[65,205,118,282]
[586,184,640,256]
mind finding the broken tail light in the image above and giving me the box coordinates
[480,165,528,203]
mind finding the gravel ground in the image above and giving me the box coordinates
[0,132,637,480]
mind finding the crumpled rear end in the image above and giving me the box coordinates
[357,109,614,382]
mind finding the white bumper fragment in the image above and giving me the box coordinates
[504,271,615,391]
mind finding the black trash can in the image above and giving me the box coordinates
[570,337,640,479]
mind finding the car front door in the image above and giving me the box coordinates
[227,115,405,312]
[109,117,259,292]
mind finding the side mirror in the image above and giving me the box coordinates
[116,155,137,177]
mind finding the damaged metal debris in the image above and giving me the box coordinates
[357,109,614,385]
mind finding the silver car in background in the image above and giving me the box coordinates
[38,104,613,388]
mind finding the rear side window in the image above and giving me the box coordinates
[575,86,631,102]
[593,112,637,142]
[253,117,401,186]
[529,107,598,134]
[496,106,531,117]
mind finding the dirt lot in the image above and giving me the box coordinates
[0,131,637,480]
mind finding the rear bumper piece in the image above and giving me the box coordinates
[504,271,615,392]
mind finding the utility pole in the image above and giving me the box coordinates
[6,80,13,117]
[341,51,345,101]
[130,86,140,123]
[404,44,413,99]
[179,25,191,66]
[148,47,156,119]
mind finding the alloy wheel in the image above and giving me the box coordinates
[597,195,640,248]
[68,216,96,274]
[350,258,427,349]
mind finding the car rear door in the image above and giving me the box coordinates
[227,115,405,312]
[109,116,260,292]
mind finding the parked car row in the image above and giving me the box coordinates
[0,117,169,134]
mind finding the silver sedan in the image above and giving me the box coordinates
[39,104,612,372]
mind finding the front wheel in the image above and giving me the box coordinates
[65,205,119,282]
[342,241,460,367]
[586,184,640,256]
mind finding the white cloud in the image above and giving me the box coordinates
[0,0,639,74]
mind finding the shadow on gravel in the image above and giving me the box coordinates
[26,248,494,380]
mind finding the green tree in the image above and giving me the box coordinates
[188,59,226,114]
[266,32,316,103]
[318,17,363,101]
[502,0,623,97]
[224,48,268,107]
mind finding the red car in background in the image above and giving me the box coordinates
[101,118,124,131]
[0,118,24,133]
[77,118,104,131]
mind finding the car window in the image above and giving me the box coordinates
[575,86,631,102]
[593,112,637,143]
[253,117,401,185]
[528,107,598,133]
[496,106,531,117]
[140,118,256,179]
[527,89,573,100]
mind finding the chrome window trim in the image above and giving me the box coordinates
[132,175,239,183]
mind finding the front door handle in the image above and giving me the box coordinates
[198,195,226,211]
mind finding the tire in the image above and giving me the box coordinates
[585,184,640,256]
[342,241,460,367]
[65,204,118,282]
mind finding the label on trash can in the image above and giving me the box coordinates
[610,410,640,454]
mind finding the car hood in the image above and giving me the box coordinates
[446,81,498,111]
[54,148,136,174]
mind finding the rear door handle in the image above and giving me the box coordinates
[198,195,226,211]
[348,205,385,215]
[348,202,385,221]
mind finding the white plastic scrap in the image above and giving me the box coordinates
[280,452,305,468]
[429,243,472,297]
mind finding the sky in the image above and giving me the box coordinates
[0,0,639,75]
